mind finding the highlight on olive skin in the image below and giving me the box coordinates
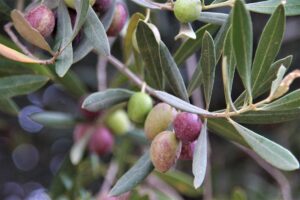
[25,5,55,37]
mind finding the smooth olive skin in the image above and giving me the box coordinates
[88,126,114,155]
[106,2,128,36]
[127,92,153,123]
[150,131,181,173]
[174,0,202,23]
[179,141,195,160]
[173,112,202,143]
[144,103,177,140]
[64,0,95,9]
[25,5,55,37]
[106,109,131,135]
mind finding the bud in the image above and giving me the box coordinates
[25,5,55,37]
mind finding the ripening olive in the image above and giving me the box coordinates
[174,0,202,23]
[150,131,181,173]
[127,92,153,123]
[179,141,195,160]
[106,2,128,36]
[106,109,131,135]
[144,103,177,140]
[89,126,114,155]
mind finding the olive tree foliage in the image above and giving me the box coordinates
[1,0,300,199]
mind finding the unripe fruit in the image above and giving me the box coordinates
[127,92,153,123]
[150,131,181,173]
[174,112,202,143]
[25,5,55,37]
[107,2,128,37]
[73,123,92,142]
[64,0,96,9]
[93,0,113,14]
[89,126,114,155]
[106,109,131,135]
[144,103,177,140]
[179,141,195,160]
[174,0,202,23]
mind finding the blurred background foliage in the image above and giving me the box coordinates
[0,0,300,199]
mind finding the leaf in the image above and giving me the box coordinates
[263,89,300,111]
[73,35,93,63]
[130,0,160,9]
[0,43,41,63]
[247,0,300,16]
[155,170,202,197]
[187,60,202,96]
[159,42,189,101]
[207,118,247,146]
[0,0,11,18]
[109,151,154,196]
[136,21,164,89]
[0,75,48,98]
[252,5,285,93]
[233,109,300,124]
[55,1,73,77]
[232,0,253,102]
[175,23,196,40]
[199,32,216,109]
[10,10,53,53]
[83,7,110,56]
[101,0,116,30]
[82,89,134,111]
[70,128,94,165]
[174,24,219,65]
[154,90,216,117]
[30,111,76,128]
[214,14,231,61]
[198,12,229,25]
[229,120,299,171]
[124,13,145,62]
[269,64,286,98]
[0,98,19,115]
[70,0,89,41]
[193,120,207,188]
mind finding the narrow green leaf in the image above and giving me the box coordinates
[11,10,53,53]
[73,35,93,63]
[269,65,286,97]
[136,21,164,89]
[198,12,228,25]
[71,0,89,41]
[252,5,285,92]
[124,13,145,62]
[175,23,196,40]
[159,42,189,101]
[207,118,247,146]
[55,1,73,77]
[102,0,116,30]
[82,89,134,112]
[155,170,202,197]
[109,151,154,196]
[83,7,110,56]
[174,24,219,65]
[230,120,299,171]
[0,75,48,98]
[233,109,300,124]
[234,55,293,106]
[247,0,300,16]
[187,60,202,96]
[193,120,207,188]
[130,0,160,9]
[232,0,253,101]
[0,98,19,115]
[30,111,76,128]
[200,32,216,109]
[154,90,216,117]
[263,89,300,111]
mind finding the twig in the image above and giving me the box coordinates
[96,55,108,91]
[97,161,119,200]
[235,143,292,200]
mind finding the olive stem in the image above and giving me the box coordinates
[202,0,235,10]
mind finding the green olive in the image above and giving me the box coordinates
[106,110,131,135]
[64,0,96,9]
[174,0,202,23]
[127,92,153,123]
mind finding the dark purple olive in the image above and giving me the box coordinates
[93,0,113,15]
[89,126,114,155]
[106,2,128,37]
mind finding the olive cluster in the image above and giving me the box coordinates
[23,0,128,40]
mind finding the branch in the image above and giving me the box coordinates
[96,55,108,91]
[235,143,292,200]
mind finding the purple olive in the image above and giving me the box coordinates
[25,5,55,38]
[106,2,128,37]
[179,141,195,160]
[89,126,114,155]
[93,0,113,15]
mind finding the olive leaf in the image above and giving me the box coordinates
[0,0,11,18]
[0,98,19,115]
[70,0,89,41]
[109,151,154,196]
[198,12,229,25]
[229,119,299,171]
[72,35,93,64]
[101,0,116,30]
[130,0,161,9]
[263,89,300,111]
[175,23,196,40]
[269,65,286,98]
[30,111,76,128]
[232,0,253,102]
